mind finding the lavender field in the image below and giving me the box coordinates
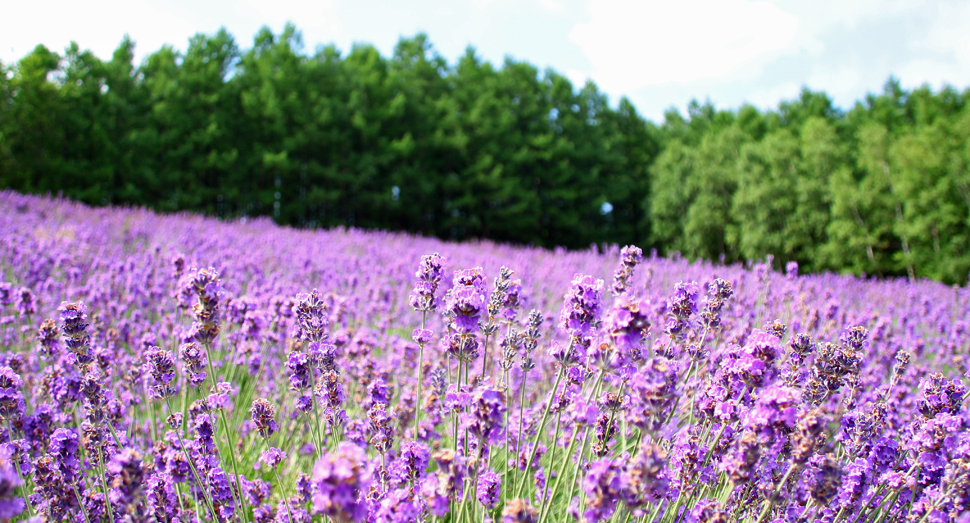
[0,189,968,523]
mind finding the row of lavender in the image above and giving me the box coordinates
[0,189,968,523]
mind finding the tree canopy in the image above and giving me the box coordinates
[2,27,969,283]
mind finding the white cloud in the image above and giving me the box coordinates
[0,0,346,67]
[779,0,924,31]
[778,0,930,59]
[1,0,197,65]
[568,0,800,92]
[535,0,564,13]
[744,81,802,110]
[910,2,970,76]
[239,0,342,37]
[4,0,970,126]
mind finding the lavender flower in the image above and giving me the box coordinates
[145,347,178,399]
[183,267,223,345]
[560,274,604,353]
[387,441,429,486]
[620,440,669,507]
[430,449,465,500]
[371,488,419,523]
[806,454,842,505]
[15,287,35,317]
[208,466,237,520]
[611,245,643,296]
[367,402,393,453]
[408,252,445,312]
[464,387,506,446]
[107,448,146,509]
[0,446,24,520]
[626,357,677,432]
[251,398,279,438]
[582,458,623,522]
[311,443,371,522]
[477,470,501,508]
[669,281,699,320]
[48,428,81,482]
[286,350,312,392]
[0,367,25,423]
[917,373,966,418]
[483,266,520,336]
[146,472,180,523]
[502,498,539,523]
[36,318,60,359]
[179,342,208,386]
[258,448,287,469]
[448,280,486,334]
[0,283,10,307]
[294,289,330,343]
[698,277,733,331]
[605,294,652,362]
[58,301,93,366]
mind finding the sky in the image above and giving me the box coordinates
[3,0,969,122]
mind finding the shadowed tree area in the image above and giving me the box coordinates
[2,26,969,283]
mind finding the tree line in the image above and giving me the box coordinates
[651,83,970,284]
[1,25,969,283]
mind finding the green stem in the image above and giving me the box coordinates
[174,482,193,522]
[415,310,427,438]
[754,462,798,523]
[850,482,889,523]
[515,367,564,499]
[147,392,161,443]
[264,437,295,523]
[504,367,511,489]
[538,423,582,523]
[872,463,920,523]
[516,365,529,492]
[181,384,190,439]
[203,341,250,523]
[661,360,695,427]
[573,368,607,511]
[307,372,326,458]
[7,422,33,520]
[701,387,750,468]
[70,482,93,523]
[96,450,117,523]
[602,379,628,454]
[454,359,463,457]
[164,397,219,520]
[482,332,491,380]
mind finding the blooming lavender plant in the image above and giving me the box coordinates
[0,192,968,523]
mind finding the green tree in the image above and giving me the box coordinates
[1,45,65,193]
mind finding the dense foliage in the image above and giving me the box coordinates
[1,191,969,522]
[652,85,970,284]
[0,26,656,250]
[1,26,970,282]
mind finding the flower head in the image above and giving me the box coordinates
[560,274,604,350]
[409,253,445,312]
[0,446,24,520]
[477,471,501,508]
[502,498,538,523]
[250,398,279,438]
[258,448,287,469]
[311,443,372,522]
[611,245,643,296]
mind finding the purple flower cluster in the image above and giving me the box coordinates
[312,443,372,522]
[409,252,445,313]
[560,274,604,353]
[1,191,969,523]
